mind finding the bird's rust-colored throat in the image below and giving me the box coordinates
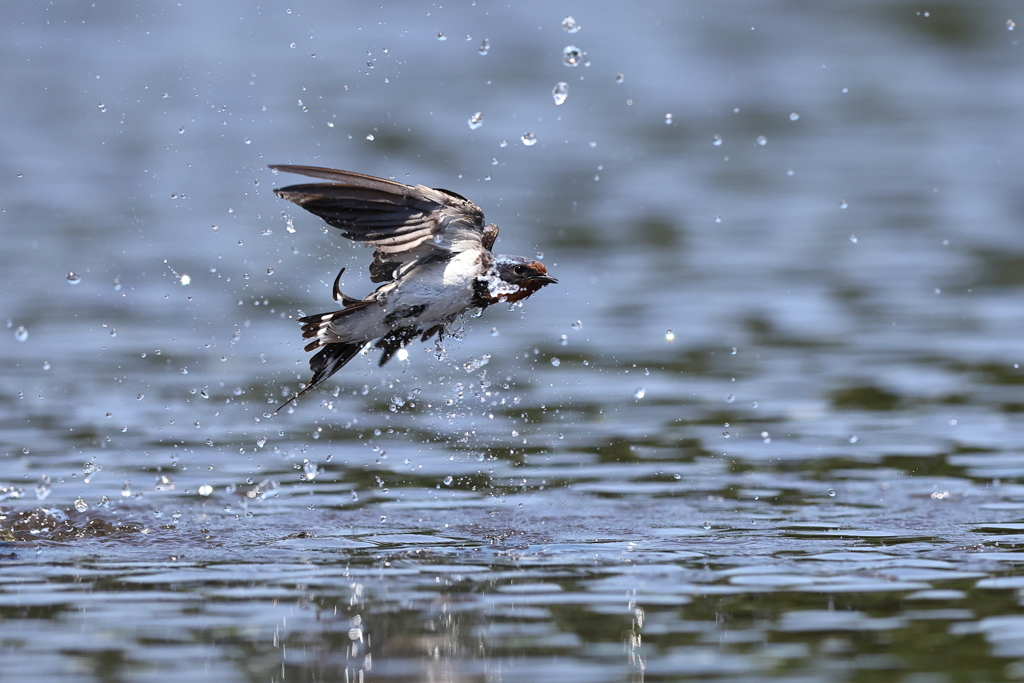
[494,261,554,304]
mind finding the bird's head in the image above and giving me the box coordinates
[488,255,557,303]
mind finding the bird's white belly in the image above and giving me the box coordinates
[391,253,479,324]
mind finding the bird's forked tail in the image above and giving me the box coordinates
[275,341,365,413]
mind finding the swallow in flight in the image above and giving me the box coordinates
[270,165,557,411]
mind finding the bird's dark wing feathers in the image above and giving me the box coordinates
[271,165,489,283]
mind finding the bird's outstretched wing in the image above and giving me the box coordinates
[270,165,499,282]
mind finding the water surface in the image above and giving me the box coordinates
[3,1,1024,681]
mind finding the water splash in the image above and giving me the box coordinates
[552,82,568,106]
[561,16,581,33]
[563,45,585,67]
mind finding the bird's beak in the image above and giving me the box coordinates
[532,274,558,285]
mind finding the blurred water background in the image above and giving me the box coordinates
[3,1,1024,681]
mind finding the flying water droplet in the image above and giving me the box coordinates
[1008,19,1016,30]
[840,199,849,209]
[436,32,446,41]
[725,394,735,403]
[615,73,625,83]
[789,112,800,121]
[713,135,723,146]
[468,111,483,130]
[443,475,453,486]
[849,434,858,444]
[478,38,490,55]
[634,387,646,400]
[664,330,675,342]
[703,521,712,530]
[571,320,583,330]
[562,45,584,67]
[550,357,560,367]
[83,462,101,483]
[827,488,836,497]
[366,133,375,141]
[849,234,858,243]
[561,16,581,33]
[521,132,537,146]
[303,459,318,480]
[552,82,569,105]
[74,498,88,512]
[756,135,767,146]
[198,485,213,496]
[664,113,673,125]
[14,326,28,342]
[66,272,81,285]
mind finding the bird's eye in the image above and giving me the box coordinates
[513,265,526,275]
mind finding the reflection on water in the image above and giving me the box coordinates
[3,0,1024,680]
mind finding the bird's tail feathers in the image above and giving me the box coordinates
[299,301,374,351]
[275,341,366,413]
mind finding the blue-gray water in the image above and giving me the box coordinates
[3,1,1024,681]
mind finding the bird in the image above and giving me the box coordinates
[269,165,557,412]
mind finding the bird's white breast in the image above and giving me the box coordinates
[442,250,483,287]
[382,250,481,325]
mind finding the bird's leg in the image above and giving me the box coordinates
[434,329,446,360]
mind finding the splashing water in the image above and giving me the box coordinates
[552,82,568,106]
[563,45,584,67]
